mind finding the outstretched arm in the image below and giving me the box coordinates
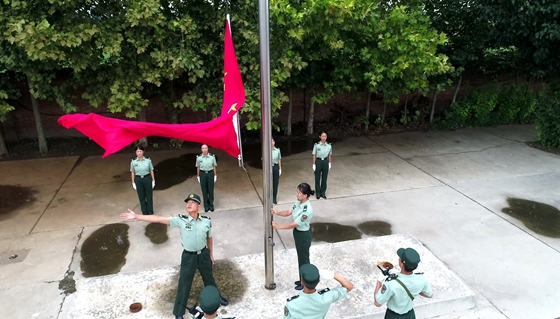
[120,209,170,225]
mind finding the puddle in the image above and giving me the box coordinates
[310,222,362,243]
[502,197,560,238]
[153,153,198,190]
[145,223,168,244]
[59,270,76,295]
[158,259,248,309]
[80,223,130,277]
[358,221,392,236]
[0,185,37,218]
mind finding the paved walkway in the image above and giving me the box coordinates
[1,125,559,319]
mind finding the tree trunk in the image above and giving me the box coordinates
[27,75,48,155]
[306,98,315,135]
[452,74,462,105]
[137,106,148,147]
[430,90,438,124]
[0,122,8,157]
[365,92,371,133]
[404,94,409,125]
[382,99,387,124]
[286,87,293,136]
[168,81,183,148]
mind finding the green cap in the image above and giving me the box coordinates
[184,193,201,204]
[300,264,320,287]
[199,286,220,314]
[397,247,420,269]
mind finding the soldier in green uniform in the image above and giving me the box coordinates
[130,146,155,215]
[374,248,433,319]
[312,131,332,199]
[271,182,315,290]
[120,193,228,319]
[196,144,218,212]
[283,263,354,319]
[272,138,282,204]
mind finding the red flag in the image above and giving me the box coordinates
[58,19,245,158]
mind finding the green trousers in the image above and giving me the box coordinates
[173,248,218,316]
[293,229,312,272]
[200,171,215,211]
[272,164,280,203]
[385,308,416,319]
[314,158,329,197]
[134,175,153,215]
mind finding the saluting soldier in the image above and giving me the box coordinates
[120,193,228,319]
[130,146,155,215]
[271,182,315,290]
[374,248,433,319]
[283,263,354,319]
[272,138,282,204]
[196,144,218,212]
[311,131,332,200]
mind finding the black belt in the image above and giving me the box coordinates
[273,163,278,166]
[200,170,213,173]
[387,308,413,316]
[135,174,150,178]
[317,157,327,160]
[184,247,207,255]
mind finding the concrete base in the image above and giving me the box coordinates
[65,234,474,319]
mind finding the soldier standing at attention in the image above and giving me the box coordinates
[283,263,354,319]
[196,144,217,212]
[120,193,228,319]
[312,131,332,199]
[271,182,315,290]
[130,146,155,215]
[374,248,433,319]
[272,138,282,205]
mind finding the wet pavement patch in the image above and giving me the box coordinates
[145,223,168,244]
[0,185,37,218]
[502,197,560,238]
[160,260,248,308]
[59,270,77,295]
[311,222,362,243]
[357,221,392,236]
[80,223,130,278]
[153,153,198,190]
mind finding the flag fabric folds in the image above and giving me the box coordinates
[58,19,245,158]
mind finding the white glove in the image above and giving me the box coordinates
[312,164,316,171]
[132,183,136,190]
[318,268,335,280]
[279,169,282,176]
[377,273,387,283]
[152,181,155,189]
[329,163,331,170]
[197,176,200,183]
[214,176,217,183]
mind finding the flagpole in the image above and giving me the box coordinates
[258,0,275,290]
[227,14,245,168]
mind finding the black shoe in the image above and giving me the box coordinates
[273,200,277,205]
[321,195,327,199]
[295,284,303,290]
[294,280,301,286]
[204,209,209,213]
[210,208,214,212]
[220,295,229,306]
[316,196,320,200]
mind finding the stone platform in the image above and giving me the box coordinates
[63,234,475,319]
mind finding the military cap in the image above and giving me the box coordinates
[184,193,201,204]
[300,264,320,287]
[199,285,221,314]
[397,247,421,269]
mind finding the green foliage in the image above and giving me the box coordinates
[434,84,536,129]
[535,86,560,149]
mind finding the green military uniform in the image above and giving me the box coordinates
[196,153,217,212]
[272,147,282,204]
[170,199,219,317]
[284,264,348,318]
[291,200,313,271]
[312,142,332,199]
[375,273,433,319]
[130,157,154,215]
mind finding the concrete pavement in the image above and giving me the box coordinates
[1,125,559,319]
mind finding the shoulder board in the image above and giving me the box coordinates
[286,295,299,302]
[414,272,424,275]
[145,157,150,160]
[318,288,330,295]
[316,142,321,145]
[200,215,211,219]
[179,214,188,219]
[327,142,331,145]
[209,153,215,157]
[386,275,397,281]
[131,158,135,161]
[197,154,202,157]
